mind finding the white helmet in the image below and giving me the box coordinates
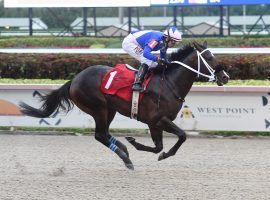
[164,27,182,42]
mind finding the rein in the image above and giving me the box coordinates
[163,77,185,102]
[171,49,216,82]
[159,48,216,102]
[160,69,185,102]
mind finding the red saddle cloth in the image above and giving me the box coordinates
[100,64,151,102]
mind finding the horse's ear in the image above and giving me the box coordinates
[203,41,208,48]
[193,41,202,51]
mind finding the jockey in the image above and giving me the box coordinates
[122,26,182,91]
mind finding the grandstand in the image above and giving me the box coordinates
[70,15,270,36]
[0,18,48,36]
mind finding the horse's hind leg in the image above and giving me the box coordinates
[125,125,163,154]
[106,109,130,157]
[94,110,134,170]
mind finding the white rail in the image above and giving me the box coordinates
[1,48,270,54]
[0,84,269,93]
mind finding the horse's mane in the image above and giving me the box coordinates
[170,44,195,62]
[152,43,195,75]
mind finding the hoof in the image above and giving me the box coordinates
[125,136,135,143]
[158,152,166,161]
[125,163,134,170]
[123,156,134,170]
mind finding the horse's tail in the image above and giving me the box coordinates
[19,80,74,118]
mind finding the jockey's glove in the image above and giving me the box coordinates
[158,58,171,66]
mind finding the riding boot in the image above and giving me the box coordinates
[132,63,149,92]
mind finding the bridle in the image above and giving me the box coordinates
[171,48,220,82]
[161,48,227,102]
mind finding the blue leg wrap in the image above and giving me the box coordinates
[109,136,117,145]
[109,143,119,152]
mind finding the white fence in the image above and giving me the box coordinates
[1,48,270,54]
[0,84,269,132]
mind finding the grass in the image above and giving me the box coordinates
[1,36,270,48]
[0,126,148,136]
[200,131,270,137]
[0,126,268,137]
[0,79,69,84]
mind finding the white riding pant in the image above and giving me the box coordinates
[122,33,158,69]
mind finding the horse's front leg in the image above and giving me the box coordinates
[125,126,163,154]
[156,116,186,161]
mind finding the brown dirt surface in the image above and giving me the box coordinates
[0,134,269,200]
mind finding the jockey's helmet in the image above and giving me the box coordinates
[164,27,182,42]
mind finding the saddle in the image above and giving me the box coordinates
[100,64,152,102]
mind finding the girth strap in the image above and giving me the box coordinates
[131,91,140,119]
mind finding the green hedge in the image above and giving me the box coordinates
[0,53,269,80]
[218,55,270,80]
[0,53,139,79]
[0,36,269,80]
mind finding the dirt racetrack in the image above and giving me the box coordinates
[0,134,269,200]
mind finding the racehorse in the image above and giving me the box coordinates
[19,41,229,170]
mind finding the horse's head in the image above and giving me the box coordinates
[192,41,230,86]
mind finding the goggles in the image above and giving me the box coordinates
[169,39,178,44]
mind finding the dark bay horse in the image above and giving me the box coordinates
[19,41,229,170]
